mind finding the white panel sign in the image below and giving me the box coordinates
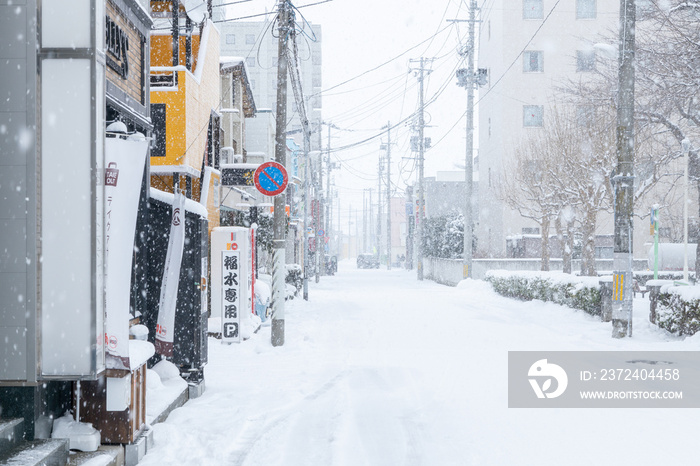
[221,250,241,343]
[212,227,254,344]
[42,0,91,49]
[40,58,96,377]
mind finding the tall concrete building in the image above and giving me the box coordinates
[214,2,322,151]
[477,0,619,257]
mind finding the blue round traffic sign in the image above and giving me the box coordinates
[254,161,288,196]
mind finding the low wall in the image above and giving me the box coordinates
[424,257,650,286]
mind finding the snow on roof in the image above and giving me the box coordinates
[220,56,245,68]
[149,187,210,218]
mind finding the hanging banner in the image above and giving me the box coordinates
[104,137,148,370]
[155,191,186,356]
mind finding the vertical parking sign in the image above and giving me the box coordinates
[221,250,241,343]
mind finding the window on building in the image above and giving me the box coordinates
[523,105,544,127]
[576,106,595,126]
[312,52,322,65]
[271,56,278,67]
[226,34,236,45]
[488,118,491,138]
[523,0,543,19]
[523,51,544,72]
[576,50,596,72]
[250,79,255,89]
[312,75,322,87]
[245,34,256,45]
[151,104,166,157]
[576,0,596,19]
[246,57,255,68]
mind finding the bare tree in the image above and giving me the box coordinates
[499,133,561,271]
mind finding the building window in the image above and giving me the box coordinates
[151,104,166,157]
[576,0,596,19]
[488,118,491,138]
[312,52,322,65]
[523,0,543,19]
[250,79,255,89]
[245,34,256,45]
[523,51,544,72]
[226,34,236,45]
[576,50,596,72]
[312,75,322,87]
[271,56,278,67]
[576,106,595,126]
[246,57,255,68]
[523,105,544,127]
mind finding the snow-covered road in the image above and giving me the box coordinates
[139,261,700,465]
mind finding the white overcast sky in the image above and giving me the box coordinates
[223,0,475,233]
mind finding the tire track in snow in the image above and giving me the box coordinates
[225,371,348,466]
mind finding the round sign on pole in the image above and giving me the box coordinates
[254,161,288,196]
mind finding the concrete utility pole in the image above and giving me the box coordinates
[377,153,383,263]
[326,124,332,265]
[611,0,636,339]
[410,57,428,281]
[363,189,368,253]
[386,121,392,270]
[450,1,478,279]
[271,0,290,346]
[315,132,323,282]
[302,131,311,301]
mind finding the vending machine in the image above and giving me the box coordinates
[211,227,255,343]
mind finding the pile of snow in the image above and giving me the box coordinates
[255,279,271,305]
[129,324,149,341]
[241,312,262,340]
[129,340,155,369]
[51,413,100,452]
[146,360,188,424]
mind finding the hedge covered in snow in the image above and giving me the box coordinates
[484,270,602,316]
[656,285,700,336]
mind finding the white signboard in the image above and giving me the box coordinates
[155,192,186,356]
[104,137,148,370]
[221,250,241,343]
[212,227,254,344]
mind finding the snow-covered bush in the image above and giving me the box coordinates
[423,211,465,259]
[285,263,303,292]
[656,286,700,336]
[485,270,601,316]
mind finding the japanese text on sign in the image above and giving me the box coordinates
[222,250,241,343]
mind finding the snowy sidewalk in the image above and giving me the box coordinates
[139,261,699,466]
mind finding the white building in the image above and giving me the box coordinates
[477,0,619,257]
[214,4,323,150]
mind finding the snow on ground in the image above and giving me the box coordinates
[139,260,700,466]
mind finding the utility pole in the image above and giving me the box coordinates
[302,134,311,301]
[326,124,332,266]
[386,121,392,270]
[611,0,636,338]
[377,153,383,264]
[363,189,369,254]
[450,2,479,280]
[369,188,374,254]
[406,185,414,270]
[271,0,290,346]
[409,57,428,281]
[315,123,323,282]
